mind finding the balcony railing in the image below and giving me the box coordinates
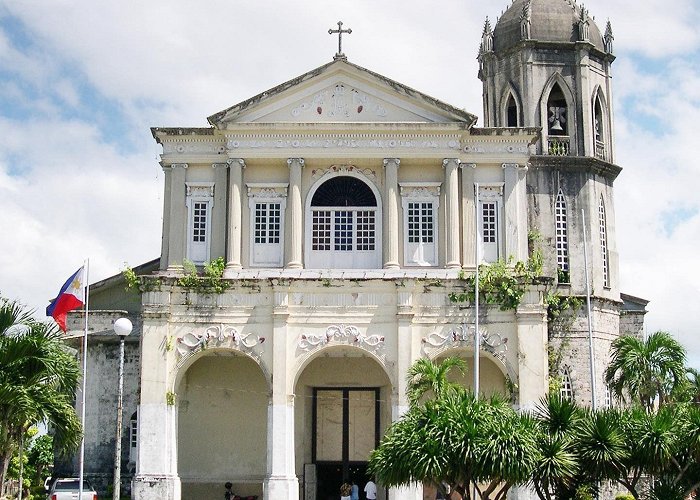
[595,140,606,160]
[547,136,571,156]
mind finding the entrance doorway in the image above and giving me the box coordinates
[312,388,379,500]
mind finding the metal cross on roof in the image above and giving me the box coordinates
[328,21,352,60]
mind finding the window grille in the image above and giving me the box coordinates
[605,385,612,408]
[555,190,569,275]
[599,196,609,287]
[356,211,375,251]
[560,369,574,401]
[129,413,137,449]
[482,202,497,243]
[334,211,353,251]
[407,202,434,244]
[192,202,207,243]
[312,210,332,251]
[254,203,281,244]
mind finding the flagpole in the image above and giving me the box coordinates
[474,183,480,399]
[79,259,90,499]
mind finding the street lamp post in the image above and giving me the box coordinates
[112,317,132,500]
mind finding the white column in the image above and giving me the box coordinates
[383,158,401,269]
[264,296,298,499]
[516,287,549,410]
[286,158,304,269]
[133,319,181,500]
[225,158,245,273]
[443,158,461,268]
[461,163,477,268]
[166,163,188,273]
[159,165,172,270]
[503,163,528,261]
[210,162,229,261]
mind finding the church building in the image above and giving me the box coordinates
[65,1,648,499]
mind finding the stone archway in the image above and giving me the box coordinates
[176,351,268,499]
[433,350,510,397]
[294,346,393,500]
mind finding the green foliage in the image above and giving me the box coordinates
[605,331,687,410]
[614,495,635,500]
[165,391,177,406]
[6,432,54,495]
[122,265,161,293]
[177,257,230,294]
[406,357,466,407]
[0,297,82,489]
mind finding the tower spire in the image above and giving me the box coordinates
[604,19,614,53]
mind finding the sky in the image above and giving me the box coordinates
[0,0,698,364]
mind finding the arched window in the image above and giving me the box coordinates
[506,93,519,127]
[547,83,568,136]
[594,94,605,159]
[598,196,610,287]
[129,411,137,462]
[555,190,570,283]
[560,368,574,401]
[307,175,381,269]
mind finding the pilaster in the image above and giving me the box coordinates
[225,158,245,273]
[515,287,548,410]
[286,158,305,269]
[210,162,229,261]
[443,158,461,268]
[166,163,188,272]
[461,163,477,268]
[503,163,528,261]
[160,165,172,270]
[383,158,401,269]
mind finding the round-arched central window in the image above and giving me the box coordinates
[311,176,377,207]
[307,175,381,268]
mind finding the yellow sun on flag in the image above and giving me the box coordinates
[70,278,82,292]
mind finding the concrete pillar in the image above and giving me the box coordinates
[133,317,181,500]
[225,158,245,273]
[383,158,401,269]
[503,163,528,262]
[166,163,188,272]
[516,287,549,410]
[461,163,477,268]
[286,158,304,269]
[443,158,461,268]
[264,296,299,499]
[211,162,229,261]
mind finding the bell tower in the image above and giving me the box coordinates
[478,0,616,162]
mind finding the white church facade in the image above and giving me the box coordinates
[65,1,648,499]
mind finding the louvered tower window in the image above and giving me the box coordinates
[599,196,610,287]
[555,190,570,282]
[560,369,574,401]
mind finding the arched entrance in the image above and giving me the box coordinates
[294,346,392,500]
[177,351,268,499]
[434,350,510,396]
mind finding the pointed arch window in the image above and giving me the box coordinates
[506,93,519,127]
[555,190,570,283]
[547,83,570,156]
[560,368,574,401]
[599,196,610,288]
[594,94,606,160]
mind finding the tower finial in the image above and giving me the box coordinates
[604,19,614,53]
[520,0,532,40]
[578,4,590,41]
[480,17,494,54]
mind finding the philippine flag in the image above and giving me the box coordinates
[46,266,86,332]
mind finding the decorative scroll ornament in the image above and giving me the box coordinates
[176,324,266,360]
[310,164,376,180]
[299,324,385,358]
[290,84,388,118]
[421,325,508,362]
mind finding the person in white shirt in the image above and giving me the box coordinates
[364,479,377,500]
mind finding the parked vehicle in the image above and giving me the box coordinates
[46,478,98,500]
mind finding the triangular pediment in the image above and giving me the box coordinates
[208,59,477,127]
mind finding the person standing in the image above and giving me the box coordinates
[364,479,377,500]
[350,479,360,500]
[340,481,352,500]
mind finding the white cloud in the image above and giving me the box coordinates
[1,0,699,365]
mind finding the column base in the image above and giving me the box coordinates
[445,261,461,269]
[383,262,400,270]
[132,474,180,500]
[264,475,299,500]
[388,484,422,500]
[285,262,303,269]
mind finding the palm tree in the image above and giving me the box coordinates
[406,356,467,406]
[0,298,82,490]
[605,331,686,410]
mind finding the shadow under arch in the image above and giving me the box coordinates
[293,342,396,392]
